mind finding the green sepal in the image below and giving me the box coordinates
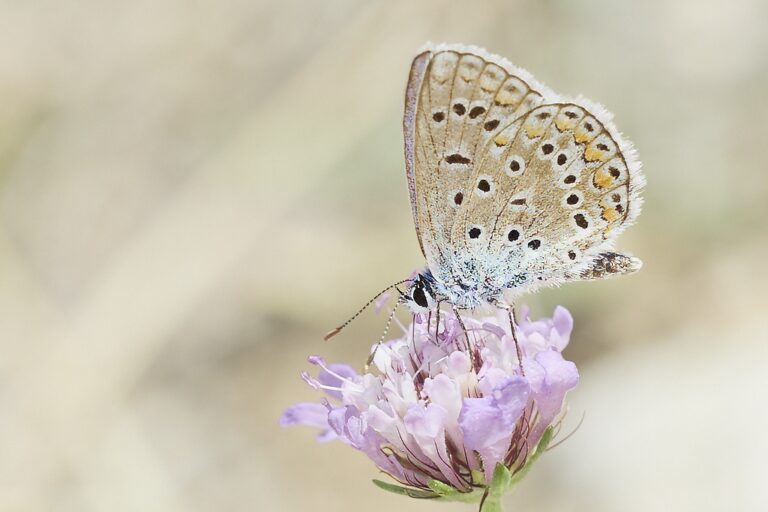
[427,479,461,496]
[372,479,438,499]
[372,426,557,509]
[509,426,555,486]
[480,426,556,511]
[489,463,513,496]
[426,480,485,503]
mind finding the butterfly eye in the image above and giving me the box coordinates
[412,285,429,308]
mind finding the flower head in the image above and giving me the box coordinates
[281,306,579,504]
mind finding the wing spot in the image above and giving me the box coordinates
[484,119,500,131]
[542,144,554,155]
[568,250,577,260]
[536,112,551,120]
[468,106,486,119]
[469,227,482,239]
[612,193,621,202]
[477,179,491,192]
[565,111,578,119]
[574,213,589,229]
[566,194,580,205]
[585,122,595,132]
[510,198,526,206]
[454,192,464,206]
[564,175,577,184]
[557,154,567,165]
[508,229,520,242]
[433,112,445,122]
[609,166,621,178]
[446,153,471,165]
[528,239,541,250]
[506,156,525,177]
[597,143,609,151]
[453,103,466,116]
[616,204,625,214]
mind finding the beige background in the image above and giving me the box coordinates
[1,0,766,511]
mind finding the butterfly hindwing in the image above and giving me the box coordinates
[450,102,644,289]
[404,44,548,284]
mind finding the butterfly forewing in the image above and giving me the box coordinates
[405,44,548,284]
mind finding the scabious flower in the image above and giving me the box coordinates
[281,306,579,510]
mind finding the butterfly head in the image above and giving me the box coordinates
[403,272,440,314]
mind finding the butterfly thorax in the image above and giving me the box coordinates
[421,256,526,310]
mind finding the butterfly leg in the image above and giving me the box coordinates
[507,306,526,377]
[452,305,480,372]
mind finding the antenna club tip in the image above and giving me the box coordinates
[323,327,342,341]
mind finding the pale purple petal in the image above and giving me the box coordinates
[530,350,579,421]
[482,321,507,339]
[404,402,447,439]
[280,402,337,442]
[459,376,530,479]
[280,402,328,428]
[551,306,573,349]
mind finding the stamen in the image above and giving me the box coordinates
[308,355,358,387]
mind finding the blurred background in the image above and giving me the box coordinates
[1,0,766,511]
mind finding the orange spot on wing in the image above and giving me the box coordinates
[574,127,592,143]
[601,206,621,223]
[494,89,516,106]
[524,123,546,138]
[555,117,576,132]
[593,168,615,189]
[494,133,510,146]
[585,145,608,162]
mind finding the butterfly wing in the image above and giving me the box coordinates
[449,101,645,292]
[404,44,551,284]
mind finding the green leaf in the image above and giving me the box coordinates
[372,479,438,499]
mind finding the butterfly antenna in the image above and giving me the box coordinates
[365,297,404,369]
[323,279,412,341]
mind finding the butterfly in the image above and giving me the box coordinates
[326,43,644,356]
